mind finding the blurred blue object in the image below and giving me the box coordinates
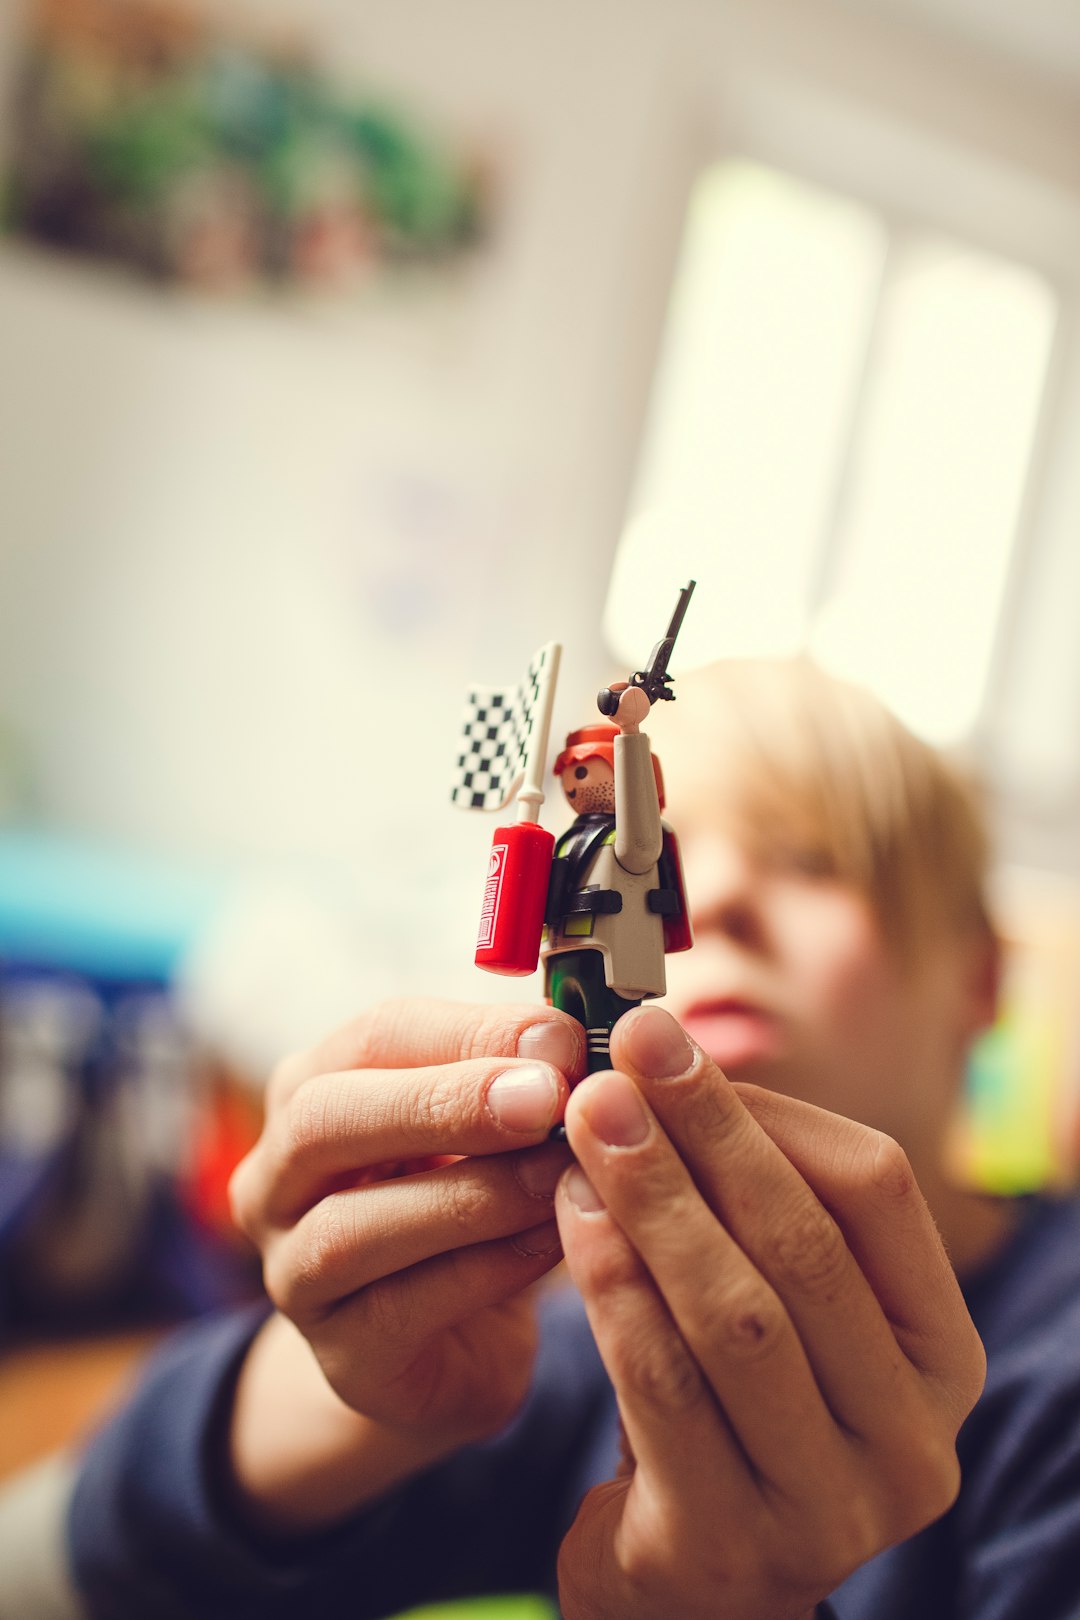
[0,829,226,982]
[0,831,257,1339]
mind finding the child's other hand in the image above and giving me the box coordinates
[554,1005,985,1620]
[229,999,580,1447]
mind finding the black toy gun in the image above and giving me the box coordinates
[597,579,696,716]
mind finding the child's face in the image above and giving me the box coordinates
[662,819,984,1151]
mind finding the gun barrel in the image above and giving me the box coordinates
[645,580,696,684]
[597,579,697,717]
[664,579,696,646]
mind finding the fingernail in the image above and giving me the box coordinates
[512,1219,563,1256]
[624,1007,694,1079]
[514,1142,573,1198]
[563,1165,605,1212]
[517,1021,581,1073]
[486,1064,560,1133]
[581,1072,650,1148]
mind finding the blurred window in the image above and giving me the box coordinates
[607,159,1058,749]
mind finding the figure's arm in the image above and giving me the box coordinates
[612,689,662,876]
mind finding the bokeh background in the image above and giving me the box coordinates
[2,0,1080,1540]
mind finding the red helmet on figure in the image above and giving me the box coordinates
[554,721,666,811]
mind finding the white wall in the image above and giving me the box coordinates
[0,2,688,872]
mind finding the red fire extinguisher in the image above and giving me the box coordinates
[474,819,554,976]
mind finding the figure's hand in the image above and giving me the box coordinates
[608,682,651,733]
[554,1005,986,1620]
[229,999,580,1448]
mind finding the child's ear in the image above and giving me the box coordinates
[964,928,1002,1038]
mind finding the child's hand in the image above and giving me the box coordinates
[554,1005,986,1620]
[229,1000,579,1448]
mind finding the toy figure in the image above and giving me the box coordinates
[542,690,690,1072]
[452,584,695,1075]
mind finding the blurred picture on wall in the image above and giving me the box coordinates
[2,0,491,292]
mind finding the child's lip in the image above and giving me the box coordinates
[684,995,769,1019]
[679,998,782,1069]
[714,996,757,1012]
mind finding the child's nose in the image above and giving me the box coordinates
[684,837,767,948]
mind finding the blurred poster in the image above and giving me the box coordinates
[2,0,490,291]
[951,869,1080,1194]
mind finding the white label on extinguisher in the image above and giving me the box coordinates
[477,843,508,950]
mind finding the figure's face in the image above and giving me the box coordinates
[560,756,615,814]
[662,821,990,1153]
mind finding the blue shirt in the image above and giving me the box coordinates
[69,1197,1080,1618]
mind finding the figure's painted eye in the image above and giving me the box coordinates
[575,766,588,779]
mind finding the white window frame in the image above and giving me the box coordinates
[603,45,1080,822]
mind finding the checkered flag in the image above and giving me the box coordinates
[451,643,559,812]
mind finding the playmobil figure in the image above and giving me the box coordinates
[542,687,690,1072]
[456,585,696,1054]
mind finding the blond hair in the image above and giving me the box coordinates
[652,658,993,954]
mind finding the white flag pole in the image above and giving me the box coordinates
[515,641,562,825]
